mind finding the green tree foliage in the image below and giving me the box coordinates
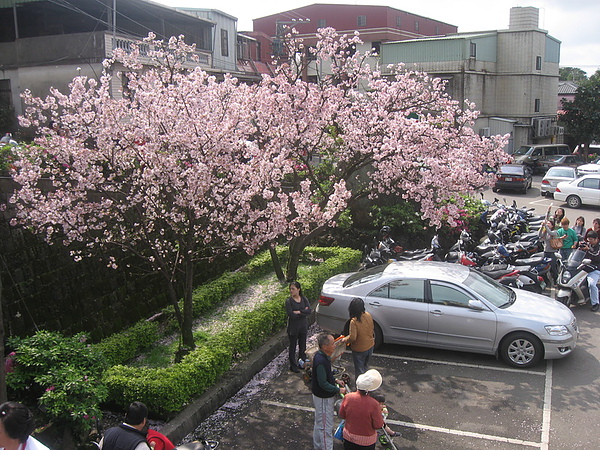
[6,331,108,440]
[561,75,600,149]
[559,67,588,82]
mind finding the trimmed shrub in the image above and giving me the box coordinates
[102,246,361,416]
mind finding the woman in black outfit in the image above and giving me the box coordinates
[285,281,311,372]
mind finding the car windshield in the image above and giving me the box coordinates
[463,269,514,307]
[513,146,531,156]
[546,168,575,178]
[343,264,387,287]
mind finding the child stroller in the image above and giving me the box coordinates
[303,335,347,386]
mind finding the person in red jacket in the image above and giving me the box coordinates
[146,429,175,450]
[339,369,384,449]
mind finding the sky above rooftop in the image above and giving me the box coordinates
[156,0,599,77]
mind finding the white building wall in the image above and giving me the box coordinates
[180,9,238,73]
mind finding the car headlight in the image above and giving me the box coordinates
[545,325,569,336]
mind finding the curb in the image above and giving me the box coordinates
[159,328,290,444]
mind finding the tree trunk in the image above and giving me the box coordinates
[269,246,286,282]
[285,227,330,281]
[165,278,184,330]
[181,256,196,351]
[286,237,307,282]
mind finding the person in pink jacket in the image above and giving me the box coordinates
[339,369,384,449]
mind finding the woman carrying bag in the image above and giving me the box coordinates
[342,298,375,382]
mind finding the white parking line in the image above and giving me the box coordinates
[384,417,541,448]
[540,360,553,450]
[373,353,545,376]
[261,400,542,448]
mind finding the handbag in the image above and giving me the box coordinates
[550,238,563,250]
[334,419,345,441]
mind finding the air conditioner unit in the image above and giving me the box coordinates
[534,118,552,137]
[479,127,491,137]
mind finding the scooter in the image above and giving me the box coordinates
[556,248,599,307]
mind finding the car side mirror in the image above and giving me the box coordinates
[468,299,486,311]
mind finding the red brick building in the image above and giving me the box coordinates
[251,3,457,58]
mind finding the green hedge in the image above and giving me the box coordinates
[94,321,160,366]
[102,246,360,415]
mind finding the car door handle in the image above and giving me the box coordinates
[368,302,382,307]
[430,310,443,316]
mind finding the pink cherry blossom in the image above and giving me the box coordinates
[10,30,507,345]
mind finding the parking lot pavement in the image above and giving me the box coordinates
[184,333,563,450]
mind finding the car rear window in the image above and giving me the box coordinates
[343,264,387,287]
[547,168,575,178]
[499,166,523,175]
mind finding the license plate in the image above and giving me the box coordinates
[540,281,547,290]
[504,177,513,182]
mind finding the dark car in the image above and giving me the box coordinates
[539,155,584,171]
[493,164,532,194]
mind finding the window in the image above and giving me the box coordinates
[435,26,440,35]
[318,19,327,28]
[430,284,473,308]
[534,98,541,112]
[221,29,229,57]
[580,178,600,190]
[470,42,477,58]
[544,147,557,156]
[357,15,367,27]
[371,41,381,55]
[370,279,424,302]
[414,21,419,31]
[536,56,542,70]
[0,79,11,106]
[396,16,401,28]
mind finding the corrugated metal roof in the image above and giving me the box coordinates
[384,31,497,46]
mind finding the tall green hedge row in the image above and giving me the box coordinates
[100,246,361,416]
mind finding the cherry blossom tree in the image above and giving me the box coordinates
[9,28,509,355]
[10,35,290,351]
[232,29,509,280]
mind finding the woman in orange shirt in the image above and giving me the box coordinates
[342,297,375,382]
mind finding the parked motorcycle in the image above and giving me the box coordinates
[556,248,599,307]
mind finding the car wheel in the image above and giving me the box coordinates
[492,187,498,193]
[556,295,572,307]
[566,195,582,208]
[500,332,543,368]
[373,322,383,350]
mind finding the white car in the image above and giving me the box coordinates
[576,157,600,175]
[540,166,578,196]
[554,174,600,208]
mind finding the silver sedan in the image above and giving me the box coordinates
[316,261,578,368]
